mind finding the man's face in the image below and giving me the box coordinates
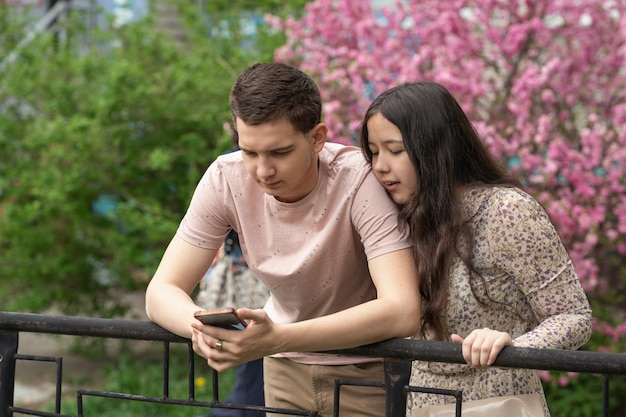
[236,117,326,203]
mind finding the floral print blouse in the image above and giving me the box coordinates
[406,187,593,417]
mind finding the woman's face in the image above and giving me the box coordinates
[365,113,418,205]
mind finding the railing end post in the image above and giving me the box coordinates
[0,330,19,416]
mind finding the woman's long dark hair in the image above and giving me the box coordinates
[360,82,522,340]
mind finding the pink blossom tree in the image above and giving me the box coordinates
[268,0,626,348]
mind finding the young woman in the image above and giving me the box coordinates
[360,81,592,416]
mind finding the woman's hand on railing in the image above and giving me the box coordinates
[451,328,513,371]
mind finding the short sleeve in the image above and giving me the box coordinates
[177,162,232,250]
[351,171,411,260]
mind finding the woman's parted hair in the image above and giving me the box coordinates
[230,62,322,134]
[360,81,520,340]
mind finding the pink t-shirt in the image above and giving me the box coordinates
[177,143,410,364]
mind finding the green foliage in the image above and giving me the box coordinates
[544,289,626,415]
[542,373,626,417]
[0,2,307,316]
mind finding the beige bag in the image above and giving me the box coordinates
[412,393,545,417]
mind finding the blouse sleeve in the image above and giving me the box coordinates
[484,189,592,350]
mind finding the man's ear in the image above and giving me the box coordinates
[310,123,328,152]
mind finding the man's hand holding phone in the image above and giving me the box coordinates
[192,307,276,372]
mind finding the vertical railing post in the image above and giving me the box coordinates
[0,330,18,417]
[384,359,411,417]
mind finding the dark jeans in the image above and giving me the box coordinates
[206,358,265,417]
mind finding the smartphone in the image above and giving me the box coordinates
[194,307,248,330]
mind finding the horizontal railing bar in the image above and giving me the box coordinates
[77,389,318,416]
[328,338,626,375]
[15,354,61,362]
[0,312,187,343]
[9,406,73,417]
[2,311,626,375]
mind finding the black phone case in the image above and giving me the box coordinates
[195,311,247,329]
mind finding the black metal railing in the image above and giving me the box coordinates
[2,311,626,417]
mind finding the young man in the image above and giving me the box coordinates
[145,62,421,417]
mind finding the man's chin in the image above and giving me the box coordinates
[258,186,284,200]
